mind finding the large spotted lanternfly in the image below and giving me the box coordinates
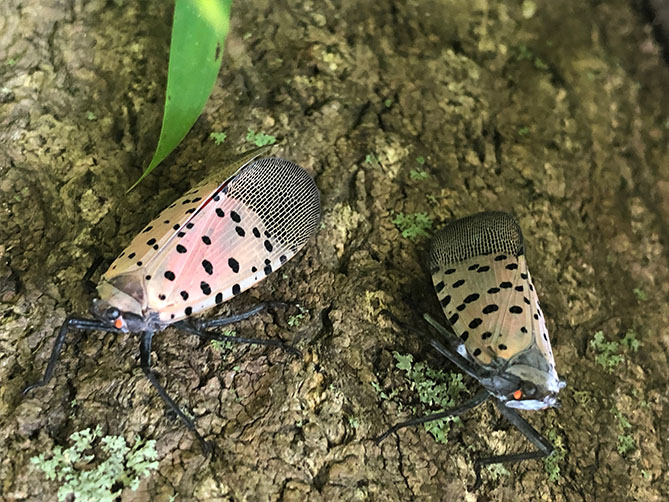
[378,211,565,487]
[24,147,321,451]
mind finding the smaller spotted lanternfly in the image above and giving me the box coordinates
[378,211,565,487]
[24,146,321,452]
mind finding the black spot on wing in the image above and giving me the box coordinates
[482,304,499,314]
[469,318,482,329]
[202,260,213,275]
[228,258,239,273]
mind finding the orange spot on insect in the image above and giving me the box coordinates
[114,318,123,329]
[513,389,522,400]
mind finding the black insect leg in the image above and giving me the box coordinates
[139,331,211,455]
[382,309,488,383]
[174,302,300,356]
[23,316,117,395]
[81,257,105,295]
[470,401,555,490]
[194,302,287,329]
[425,315,499,383]
[375,389,490,443]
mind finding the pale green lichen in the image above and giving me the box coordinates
[486,463,511,481]
[409,168,429,180]
[391,211,432,241]
[209,131,227,144]
[632,288,647,301]
[393,352,468,443]
[611,407,636,456]
[543,429,567,482]
[210,329,237,351]
[589,329,641,372]
[288,304,308,327]
[246,128,276,146]
[30,426,158,502]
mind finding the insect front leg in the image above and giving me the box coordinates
[23,316,117,395]
[139,331,212,455]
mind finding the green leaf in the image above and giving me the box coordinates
[129,0,233,190]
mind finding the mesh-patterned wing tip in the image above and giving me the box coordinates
[227,157,321,252]
[430,211,524,266]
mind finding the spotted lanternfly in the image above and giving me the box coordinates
[24,146,321,452]
[378,211,565,487]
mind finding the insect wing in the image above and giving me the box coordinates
[143,157,321,323]
[428,211,562,407]
[520,260,557,375]
[431,252,535,366]
[102,145,271,281]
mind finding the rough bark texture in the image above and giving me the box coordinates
[1,1,667,501]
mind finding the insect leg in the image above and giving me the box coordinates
[81,256,105,295]
[375,389,490,443]
[470,401,554,489]
[425,317,497,383]
[139,331,211,455]
[175,322,301,357]
[382,309,465,358]
[23,316,116,395]
[193,302,287,329]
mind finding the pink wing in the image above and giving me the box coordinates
[141,158,321,323]
[103,182,218,279]
[103,146,271,281]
